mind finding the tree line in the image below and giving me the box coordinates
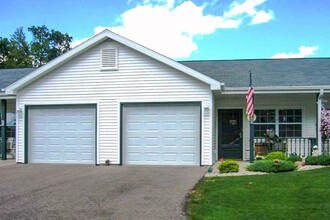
[0,25,72,68]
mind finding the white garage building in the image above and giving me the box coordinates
[6,30,220,165]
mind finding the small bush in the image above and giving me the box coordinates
[255,155,265,160]
[305,154,330,165]
[287,154,302,163]
[217,160,239,173]
[264,151,288,160]
[246,160,297,173]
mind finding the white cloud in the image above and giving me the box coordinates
[70,38,88,48]
[72,0,274,58]
[251,10,274,24]
[70,27,106,48]
[224,0,274,25]
[271,45,319,59]
[92,1,241,58]
[110,1,243,58]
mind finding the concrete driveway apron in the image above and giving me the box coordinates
[0,164,207,220]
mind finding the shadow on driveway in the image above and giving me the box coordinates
[0,164,207,220]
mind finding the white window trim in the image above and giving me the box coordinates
[254,108,303,137]
[278,109,303,137]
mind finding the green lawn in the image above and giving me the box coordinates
[187,167,330,220]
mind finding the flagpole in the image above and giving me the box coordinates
[249,71,255,163]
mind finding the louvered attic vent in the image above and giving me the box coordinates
[101,48,118,70]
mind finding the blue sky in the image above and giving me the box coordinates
[1,0,329,60]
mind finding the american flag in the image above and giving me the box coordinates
[246,72,254,119]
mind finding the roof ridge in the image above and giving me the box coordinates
[178,57,330,62]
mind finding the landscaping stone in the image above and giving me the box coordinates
[205,160,328,177]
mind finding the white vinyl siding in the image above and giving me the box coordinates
[15,39,213,165]
[216,93,317,161]
[211,92,216,162]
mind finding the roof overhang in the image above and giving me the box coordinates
[5,29,222,94]
[221,86,330,94]
[0,93,16,99]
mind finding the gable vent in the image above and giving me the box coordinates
[101,48,118,70]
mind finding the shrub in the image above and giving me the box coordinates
[246,160,297,173]
[255,155,265,160]
[264,151,288,160]
[287,154,302,163]
[217,160,239,173]
[305,154,330,165]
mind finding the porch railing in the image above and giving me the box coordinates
[254,137,317,157]
[322,139,330,155]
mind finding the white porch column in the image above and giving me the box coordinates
[317,89,324,151]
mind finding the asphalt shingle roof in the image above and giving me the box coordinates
[180,58,330,88]
[0,68,35,90]
[1,58,329,91]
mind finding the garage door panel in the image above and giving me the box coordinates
[123,104,200,165]
[33,151,46,159]
[29,106,96,164]
[81,137,94,144]
[145,123,159,131]
[127,152,143,162]
[163,122,177,131]
[145,153,159,162]
[181,153,196,160]
[163,137,177,147]
[181,122,197,131]
[163,154,177,162]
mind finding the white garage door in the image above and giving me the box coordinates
[123,104,200,165]
[28,106,96,164]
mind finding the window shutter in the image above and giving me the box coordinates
[101,48,118,70]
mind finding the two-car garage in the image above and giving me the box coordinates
[6,30,218,167]
[27,103,201,165]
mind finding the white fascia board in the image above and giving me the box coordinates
[0,93,16,99]
[5,29,222,94]
[221,86,330,94]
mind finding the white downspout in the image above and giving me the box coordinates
[317,89,324,151]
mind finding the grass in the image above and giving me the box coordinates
[187,167,330,220]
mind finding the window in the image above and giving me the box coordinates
[254,109,276,137]
[101,48,118,70]
[0,112,16,138]
[279,109,302,137]
[254,109,302,137]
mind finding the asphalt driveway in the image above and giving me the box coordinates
[0,163,207,220]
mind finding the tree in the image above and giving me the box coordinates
[0,26,73,68]
[321,106,330,140]
[28,25,72,67]
[0,37,10,68]
[7,27,32,68]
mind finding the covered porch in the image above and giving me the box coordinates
[215,92,330,161]
[0,98,16,160]
[0,68,34,161]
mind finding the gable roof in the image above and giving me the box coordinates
[180,58,330,93]
[0,68,35,91]
[5,29,221,94]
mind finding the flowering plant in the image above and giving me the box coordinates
[320,106,330,139]
[264,129,280,143]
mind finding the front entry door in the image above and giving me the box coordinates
[218,109,243,159]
